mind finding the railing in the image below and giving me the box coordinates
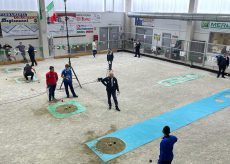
[0,47,43,62]
[120,31,230,73]
[2,31,229,75]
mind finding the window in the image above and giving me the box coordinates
[131,0,189,13]
[197,0,230,14]
[0,0,38,11]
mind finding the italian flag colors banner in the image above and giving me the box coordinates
[47,1,56,23]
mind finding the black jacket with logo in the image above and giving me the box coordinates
[101,77,119,92]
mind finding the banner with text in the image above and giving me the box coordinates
[48,13,98,36]
[0,12,39,37]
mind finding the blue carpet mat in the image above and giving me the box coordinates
[86,89,230,162]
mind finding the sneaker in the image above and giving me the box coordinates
[222,76,226,78]
[115,106,120,111]
[73,95,78,98]
[67,95,70,98]
[53,98,58,102]
[109,106,112,110]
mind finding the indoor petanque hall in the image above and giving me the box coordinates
[0,0,230,164]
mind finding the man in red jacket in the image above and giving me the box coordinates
[46,66,58,102]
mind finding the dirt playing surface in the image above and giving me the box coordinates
[56,104,78,114]
[95,137,126,154]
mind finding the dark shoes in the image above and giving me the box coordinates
[67,95,78,98]
[115,106,120,111]
[108,106,120,111]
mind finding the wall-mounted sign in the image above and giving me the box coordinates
[0,12,39,37]
[76,13,101,23]
[201,21,230,30]
[48,13,96,36]
[135,17,154,27]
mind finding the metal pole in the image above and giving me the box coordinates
[64,0,70,55]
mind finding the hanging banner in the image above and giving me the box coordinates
[201,21,230,30]
[135,17,154,27]
[0,12,39,37]
[75,13,101,23]
[48,13,96,36]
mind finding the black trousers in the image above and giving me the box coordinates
[217,65,226,77]
[29,55,37,66]
[48,84,56,101]
[64,81,76,97]
[158,161,172,164]
[108,61,113,70]
[107,90,118,107]
[24,72,34,80]
[21,51,28,62]
[135,49,140,57]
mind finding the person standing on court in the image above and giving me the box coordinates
[28,44,37,66]
[217,52,229,78]
[92,40,97,58]
[61,64,78,98]
[16,42,28,63]
[46,66,58,102]
[158,126,178,164]
[107,48,114,70]
[99,71,120,111]
[134,40,141,58]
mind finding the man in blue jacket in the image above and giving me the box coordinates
[217,52,229,78]
[61,64,78,98]
[158,126,178,164]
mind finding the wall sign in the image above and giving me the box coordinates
[76,13,101,23]
[48,13,97,36]
[0,12,39,37]
[135,17,154,27]
[201,21,230,30]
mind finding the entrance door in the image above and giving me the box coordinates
[162,33,171,48]
[136,27,145,42]
[99,27,109,50]
[48,36,54,56]
[162,33,172,58]
[144,28,153,53]
[109,26,119,49]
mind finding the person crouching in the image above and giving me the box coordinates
[23,63,35,81]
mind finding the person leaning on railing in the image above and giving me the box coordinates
[2,43,15,61]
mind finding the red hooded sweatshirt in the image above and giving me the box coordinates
[46,71,58,86]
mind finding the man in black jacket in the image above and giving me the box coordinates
[107,49,114,70]
[99,72,120,111]
[23,64,35,81]
[217,52,229,78]
[135,41,141,58]
[28,44,37,66]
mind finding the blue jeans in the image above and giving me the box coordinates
[64,81,76,97]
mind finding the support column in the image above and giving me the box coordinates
[38,0,50,58]
[185,0,198,44]
[124,0,132,33]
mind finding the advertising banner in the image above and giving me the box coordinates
[48,13,97,36]
[0,12,39,37]
[201,21,230,30]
